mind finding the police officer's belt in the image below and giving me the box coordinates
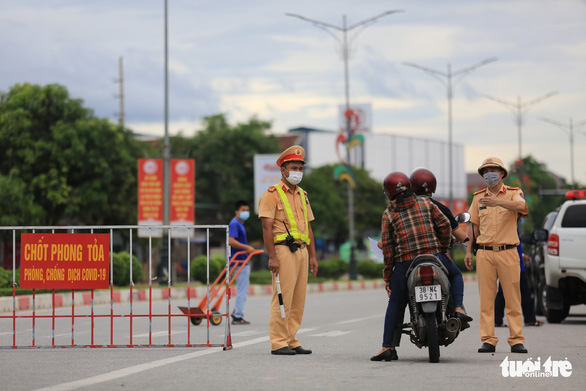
[477,244,516,252]
[275,241,307,249]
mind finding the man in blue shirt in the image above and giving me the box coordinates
[229,200,256,324]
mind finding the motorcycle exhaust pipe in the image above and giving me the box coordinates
[446,318,461,333]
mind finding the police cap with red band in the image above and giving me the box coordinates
[276,145,305,166]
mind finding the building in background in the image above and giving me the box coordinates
[279,127,468,214]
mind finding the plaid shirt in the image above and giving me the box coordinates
[381,194,452,282]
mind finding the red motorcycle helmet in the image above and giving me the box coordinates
[410,168,437,196]
[383,171,411,200]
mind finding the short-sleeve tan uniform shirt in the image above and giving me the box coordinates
[258,180,315,244]
[468,184,528,246]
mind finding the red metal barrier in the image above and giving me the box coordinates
[0,225,235,350]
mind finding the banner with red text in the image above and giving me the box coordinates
[138,158,163,237]
[20,233,110,289]
[170,159,195,226]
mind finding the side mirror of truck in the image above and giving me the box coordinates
[533,229,549,242]
[520,233,533,245]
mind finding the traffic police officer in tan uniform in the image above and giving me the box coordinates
[464,157,529,354]
[258,145,318,355]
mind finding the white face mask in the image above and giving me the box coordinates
[286,170,303,185]
[483,172,500,187]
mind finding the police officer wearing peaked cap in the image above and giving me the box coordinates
[464,157,529,354]
[258,145,318,356]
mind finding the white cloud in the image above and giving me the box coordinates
[1,0,586,184]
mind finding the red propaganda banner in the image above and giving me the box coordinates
[170,159,195,225]
[20,233,110,289]
[138,159,163,237]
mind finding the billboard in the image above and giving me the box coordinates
[170,159,195,232]
[138,159,195,237]
[254,154,280,214]
[138,159,163,237]
[20,233,110,289]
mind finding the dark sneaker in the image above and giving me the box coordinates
[231,316,250,325]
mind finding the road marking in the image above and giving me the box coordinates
[32,327,319,391]
[335,315,381,325]
[231,330,263,337]
[133,330,187,338]
[31,323,349,390]
[308,330,351,337]
[33,348,224,391]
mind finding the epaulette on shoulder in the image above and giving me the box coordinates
[268,186,276,192]
[473,189,485,195]
[303,189,308,195]
[505,186,520,191]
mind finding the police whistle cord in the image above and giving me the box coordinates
[274,273,286,318]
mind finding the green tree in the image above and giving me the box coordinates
[302,164,385,245]
[505,155,566,231]
[174,114,279,242]
[0,175,43,225]
[0,83,146,225]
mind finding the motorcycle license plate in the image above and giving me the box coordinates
[415,285,441,302]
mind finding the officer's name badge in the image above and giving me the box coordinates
[480,206,487,210]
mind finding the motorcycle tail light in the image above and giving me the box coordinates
[419,266,434,285]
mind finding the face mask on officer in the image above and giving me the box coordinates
[283,164,303,185]
[483,171,501,187]
[287,170,303,185]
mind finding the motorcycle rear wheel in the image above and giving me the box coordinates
[425,312,440,363]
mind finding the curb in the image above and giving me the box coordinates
[0,274,478,314]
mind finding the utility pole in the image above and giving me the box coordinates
[117,56,125,130]
[485,92,557,161]
[540,117,586,189]
[286,10,403,280]
[403,58,497,211]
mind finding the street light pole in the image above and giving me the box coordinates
[286,10,403,280]
[161,0,171,284]
[540,117,586,189]
[403,58,497,211]
[485,92,557,161]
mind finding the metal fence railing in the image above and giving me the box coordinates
[0,225,233,349]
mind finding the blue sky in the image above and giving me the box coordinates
[2,0,586,184]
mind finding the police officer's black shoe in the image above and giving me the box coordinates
[511,343,528,353]
[292,346,312,354]
[271,346,296,355]
[478,343,496,353]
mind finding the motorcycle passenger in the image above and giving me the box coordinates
[371,172,453,362]
[410,168,473,328]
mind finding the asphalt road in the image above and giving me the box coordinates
[1,280,585,391]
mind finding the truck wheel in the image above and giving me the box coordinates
[425,313,440,363]
[536,279,547,316]
[546,305,569,323]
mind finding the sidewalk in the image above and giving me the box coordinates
[0,274,478,313]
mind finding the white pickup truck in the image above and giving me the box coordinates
[531,190,586,323]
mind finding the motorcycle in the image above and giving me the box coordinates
[397,212,471,363]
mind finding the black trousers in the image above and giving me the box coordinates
[494,271,536,324]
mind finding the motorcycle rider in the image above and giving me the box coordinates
[371,172,458,362]
[410,168,472,328]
